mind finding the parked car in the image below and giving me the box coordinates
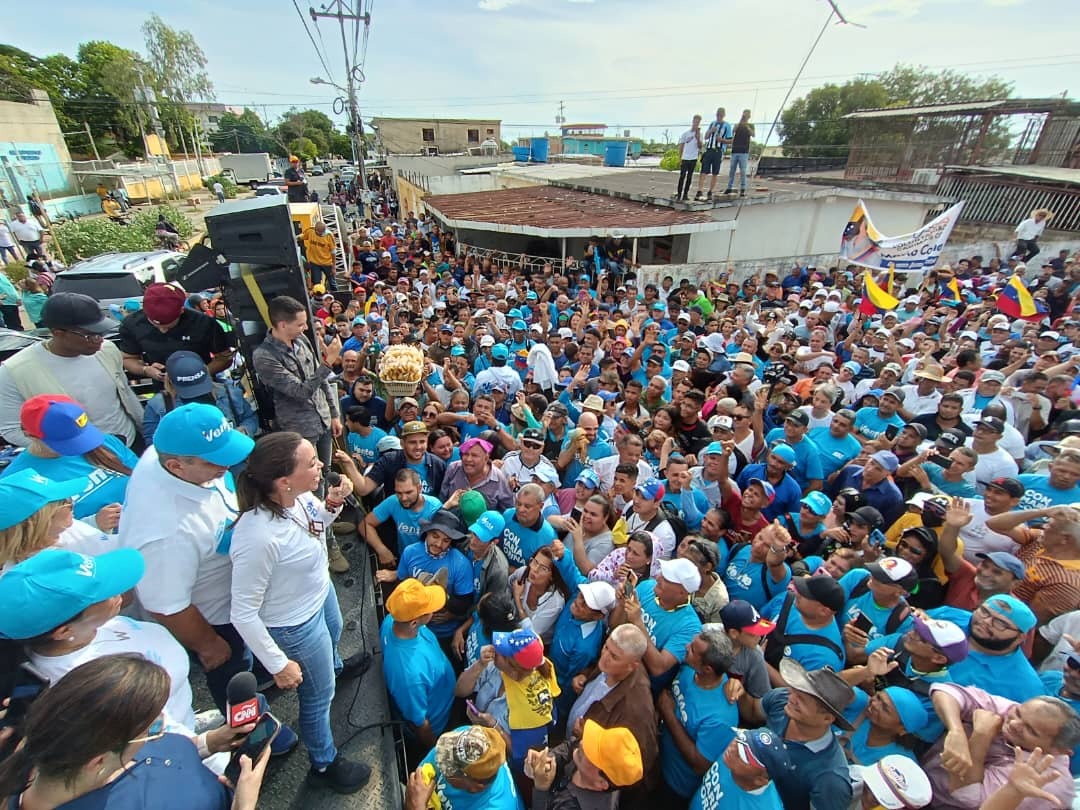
[254,184,285,197]
[51,251,187,319]
[309,166,324,176]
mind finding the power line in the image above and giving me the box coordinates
[292,0,337,85]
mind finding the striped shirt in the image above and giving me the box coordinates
[1014,542,1080,623]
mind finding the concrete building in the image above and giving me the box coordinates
[186,103,246,134]
[0,89,77,202]
[372,117,501,155]
[557,123,643,160]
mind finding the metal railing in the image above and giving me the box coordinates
[936,172,1080,232]
[456,242,568,274]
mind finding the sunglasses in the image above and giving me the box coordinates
[522,441,544,450]
[423,410,439,418]
[60,328,105,343]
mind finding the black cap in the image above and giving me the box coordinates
[793,574,846,613]
[937,428,966,449]
[1059,419,1080,436]
[850,505,884,528]
[976,416,1006,434]
[418,509,466,542]
[40,292,118,334]
[785,410,810,428]
[902,422,928,440]
[520,428,543,442]
[985,477,1024,498]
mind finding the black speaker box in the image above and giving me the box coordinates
[203,195,300,265]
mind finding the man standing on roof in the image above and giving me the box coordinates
[695,108,732,202]
[284,155,309,203]
[675,114,702,202]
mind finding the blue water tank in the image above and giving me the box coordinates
[530,137,550,163]
[604,141,628,167]
[512,146,531,162]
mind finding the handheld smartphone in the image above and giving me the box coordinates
[224,712,281,784]
[1,668,47,730]
[465,699,479,717]
[852,611,874,634]
[624,571,637,598]
[927,453,953,469]
[884,424,900,441]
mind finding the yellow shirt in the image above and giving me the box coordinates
[303,228,336,266]
[502,659,561,731]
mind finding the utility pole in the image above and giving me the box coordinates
[310,1,370,192]
[555,101,565,126]
[83,123,101,162]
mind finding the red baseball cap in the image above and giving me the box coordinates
[142,283,187,325]
[20,395,105,455]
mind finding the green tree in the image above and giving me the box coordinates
[209,109,278,154]
[77,41,150,158]
[329,132,353,158]
[779,78,889,157]
[141,14,214,152]
[288,137,319,162]
[274,109,337,156]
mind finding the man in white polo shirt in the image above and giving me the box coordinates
[118,402,255,712]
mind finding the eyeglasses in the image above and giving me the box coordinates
[60,328,104,343]
[975,604,1020,634]
[423,410,439,418]
[733,414,750,421]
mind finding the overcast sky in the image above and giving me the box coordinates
[7,0,1079,146]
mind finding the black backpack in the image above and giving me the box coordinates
[848,578,911,636]
[763,592,845,668]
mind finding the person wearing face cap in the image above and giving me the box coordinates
[851,755,933,810]
[526,719,644,809]
[117,281,235,390]
[408,724,523,810]
[690,727,787,809]
[545,574,616,716]
[733,658,856,810]
[828,450,906,529]
[838,683,929,766]
[761,573,847,680]
[0,292,144,450]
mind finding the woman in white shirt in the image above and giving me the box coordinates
[230,431,371,795]
[508,546,569,644]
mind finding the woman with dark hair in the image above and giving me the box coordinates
[891,525,947,609]
[457,590,520,668]
[0,655,268,809]
[229,432,372,795]
[587,529,656,587]
[427,427,458,462]
[509,546,570,643]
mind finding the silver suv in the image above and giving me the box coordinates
[51,251,186,317]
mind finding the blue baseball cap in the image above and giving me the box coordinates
[576,469,601,489]
[0,548,145,639]
[870,450,899,473]
[526,290,538,300]
[490,344,509,361]
[635,477,665,501]
[596,390,619,402]
[882,686,929,733]
[974,551,1026,580]
[512,319,527,331]
[983,594,1037,633]
[801,491,832,517]
[166,350,213,399]
[842,361,861,375]
[747,477,776,504]
[21,395,105,456]
[730,727,790,774]
[492,627,544,668]
[469,510,506,544]
[507,308,523,320]
[0,470,88,531]
[351,315,365,326]
[702,441,725,457]
[866,388,885,399]
[769,443,797,466]
[450,345,466,357]
[153,402,255,467]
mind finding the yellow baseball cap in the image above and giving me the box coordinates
[386,578,446,622]
[581,720,642,787]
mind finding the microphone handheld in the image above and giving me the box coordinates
[225,671,260,728]
[326,471,360,508]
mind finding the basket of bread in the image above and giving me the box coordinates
[379,345,424,397]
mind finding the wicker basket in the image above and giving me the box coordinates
[380,377,421,398]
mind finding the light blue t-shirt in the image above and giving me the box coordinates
[379,615,455,736]
[1039,670,1080,777]
[841,691,917,766]
[347,426,387,466]
[559,431,615,487]
[838,569,908,642]
[807,427,862,480]
[767,597,844,672]
[1,434,137,521]
[1016,472,1080,511]
[420,740,524,810]
[501,508,558,569]
[637,578,703,690]
[764,430,823,489]
[923,463,977,498]
[661,666,738,797]
[853,407,905,441]
[692,758,784,810]
[723,544,791,610]
[397,544,474,638]
[373,494,443,553]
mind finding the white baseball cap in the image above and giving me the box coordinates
[658,558,701,593]
[578,581,617,614]
[857,756,932,810]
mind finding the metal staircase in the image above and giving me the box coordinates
[319,202,351,287]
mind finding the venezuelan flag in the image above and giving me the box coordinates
[938,277,961,304]
[997,275,1047,322]
[858,270,900,316]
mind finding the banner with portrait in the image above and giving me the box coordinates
[839,199,965,273]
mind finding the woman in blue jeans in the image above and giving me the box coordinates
[230,431,372,794]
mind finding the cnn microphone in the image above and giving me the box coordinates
[226,671,260,728]
[326,471,360,509]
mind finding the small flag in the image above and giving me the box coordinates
[996,275,1047,322]
[858,271,900,316]
[938,277,961,304]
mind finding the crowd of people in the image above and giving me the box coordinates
[2,201,1080,810]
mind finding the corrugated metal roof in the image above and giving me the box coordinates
[946,164,1080,185]
[424,185,727,238]
[845,98,1071,119]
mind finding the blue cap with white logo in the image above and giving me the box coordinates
[0,469,88,531]
[469,510,505,544]
[0,548,145,639]
[153,402,254,467]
